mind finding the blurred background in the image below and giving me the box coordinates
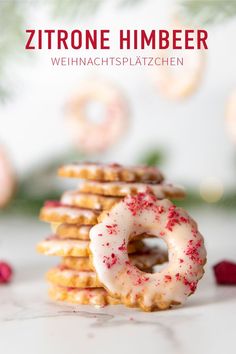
[1,3,236,352]
[0,0,236,214]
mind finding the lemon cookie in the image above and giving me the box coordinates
[58,162,164,182]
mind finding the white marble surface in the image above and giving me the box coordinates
[0,208,236,354]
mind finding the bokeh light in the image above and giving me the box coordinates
[199,177,224,203]
[226,89,236,143]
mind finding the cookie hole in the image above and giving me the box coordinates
[145,237,168,272]
[85,100,106,124]
[128,236,168,274]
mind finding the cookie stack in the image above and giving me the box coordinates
[37,162,185,307]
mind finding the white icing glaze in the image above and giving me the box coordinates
[39,238,89,255]
[44,206,97,220]
[61,163,163,181]
[66,80,128,154]
[80,180,185,198]
[61,191,118,210]
[51,286,112,306]
[90,193,206,310]
[56,268,96,280]
[51,223,91,237]
[61,191,100,209]
[72,288,110,305]
[118,183,183,197]
[51,223,60,233]
[76,225,91,236]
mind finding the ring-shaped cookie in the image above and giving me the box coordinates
[90,192,206,311]
[0,146,15,208]
[153,17,206,100]
[58,162,164,183]
[226,89,236,143]
[66,79,129,153]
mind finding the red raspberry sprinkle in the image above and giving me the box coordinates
[166,219,179,232]
[180,216,188,223]
[157,206,165,214]
[168,205,177,216]
[58,264,67,271]
[125,192,156,216]
[118,239,127,251]
[164,275,172,282]
[183,277,197,293]
[101,242,110,247]
[103,253,118,269]
[185,239,202,264]
[44,200,63,208]
[0,262,13,284]
[134,275,149,285]
[165,207,190,232]
[67,287,74,292]
[213,260,236,285]
[191,227,198,237]
[108,163,122,168]
[106,224,118,235]
[175,273,181,281]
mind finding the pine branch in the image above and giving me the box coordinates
[49,0,143,18]
[49,0,102,18]
[180,0,236,24]
[0,1,26,100]
[138,148,165,167]
[2,189,236,216]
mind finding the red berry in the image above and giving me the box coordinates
[44,200,62,207]
[213,260,236,285]
[0,262,13,284]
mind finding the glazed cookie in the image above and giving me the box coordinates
[90,192,206,311]
[47,267,102,288]
[61,191,121,211]
[40,201,99,225]
[49,285,120,306]
[79,181,185,199]
[37,237,91,257]
[61,247,167,272]
[53,222,155,241]
[0,146,16,208]
[58,162,164,182]
[37,236,144,257]
[52,223,92,240]
[61,256,93,271]
[153,17,206,100]
[66,79,128,154]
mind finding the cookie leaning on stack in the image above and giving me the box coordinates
[37,162,185,307]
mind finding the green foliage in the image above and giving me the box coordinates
[49,0,142,17]
[0,0,143,101]
[0,0,236,100]
[1,144,235,215]
[180,0,236,24]
[3,188,236,217]
[0,1,25,100]
[138,148,165,167]
[49,0,102,18]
